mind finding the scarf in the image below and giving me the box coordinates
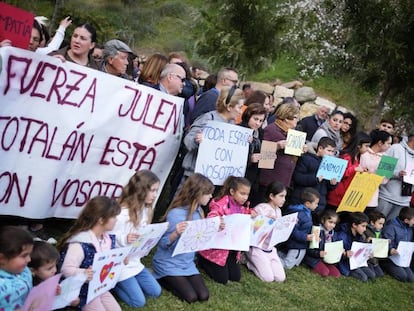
[275,119,291,133]
[318,121,343,150]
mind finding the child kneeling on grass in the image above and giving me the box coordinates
[336,212,376,282]
[303,209,341,277]
[278,188,320,269]
[245,181,287,282]
[381,207,414,282]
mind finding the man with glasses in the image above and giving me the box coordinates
[157,63,186,96]
[190,67,238,123]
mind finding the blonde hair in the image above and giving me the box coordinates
[275,103,299,121]
[216,86,244,113]
[138,53,168,85]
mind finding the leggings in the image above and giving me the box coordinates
[157,274,209,303]
[198,251,241,284]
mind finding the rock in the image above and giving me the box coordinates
[314,97,336,112]
[295,86,317,103]
[281,80,303,89]
[246,81,274,94]
[274,85,294,98]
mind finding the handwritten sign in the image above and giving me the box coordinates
[194,121,252,185]
[0,47,183,219]
[0,3,33,49]
[87,247,129,304]
[376,155,398,178]
[337,173,383,213]
[403,162,414,185]
[285,129,306,156]
[258,140,278,169]
[316,155,348,182]
[23,273,61,311]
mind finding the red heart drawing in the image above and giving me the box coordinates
[99,262,114,283]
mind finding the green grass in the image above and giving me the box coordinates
[120,260,414,311]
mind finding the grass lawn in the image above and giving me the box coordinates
[119,256,414,311]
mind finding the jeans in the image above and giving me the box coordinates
[113,268,161,307]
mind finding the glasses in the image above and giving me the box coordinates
[226,77,238,85]
[225,85,238,106]
[170,73,186,82]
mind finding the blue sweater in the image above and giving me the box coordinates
[152,206,203,278]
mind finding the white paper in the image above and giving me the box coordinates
[172,217,221,256]
[349,242,373,270]
[389,241,414,267]
[53,273,87,310]
[128,222,169,258]
[324,240,343,264]
[86,247,130,304]
[309,226,321,249]
[372,238,389,258]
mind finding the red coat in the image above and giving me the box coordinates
[327,153,358,207]
[198,195,250,266]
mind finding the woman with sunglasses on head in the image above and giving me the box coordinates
[181,86,244,182]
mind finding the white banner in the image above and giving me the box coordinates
[0,47,183,218]
[194,121,251,185]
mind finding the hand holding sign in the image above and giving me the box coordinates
[285,129,307,156]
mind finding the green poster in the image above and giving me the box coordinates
[376,155,398,178]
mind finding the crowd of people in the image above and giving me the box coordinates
[1,16,414,311]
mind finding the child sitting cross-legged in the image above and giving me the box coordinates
[364,210,386,277]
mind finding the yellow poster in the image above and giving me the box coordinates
[337,172,383,213]
[285,129,306,156]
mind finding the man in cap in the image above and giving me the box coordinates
[101,39,133,79]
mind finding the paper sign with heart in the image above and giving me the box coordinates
[99,262,114,283]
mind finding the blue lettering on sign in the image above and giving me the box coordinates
[203,126,225,142]
[228,130,249,146]
[214,148,233,161]
[201,164,243,181]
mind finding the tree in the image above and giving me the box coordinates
[193,0,285,73]
[343,0,414,128]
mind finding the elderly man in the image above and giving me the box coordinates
[297,105,330,141]
[190,67,238,123]
[101,39,133,79]
[157,63,186,96]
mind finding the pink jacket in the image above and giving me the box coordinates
[198,195,251,266]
